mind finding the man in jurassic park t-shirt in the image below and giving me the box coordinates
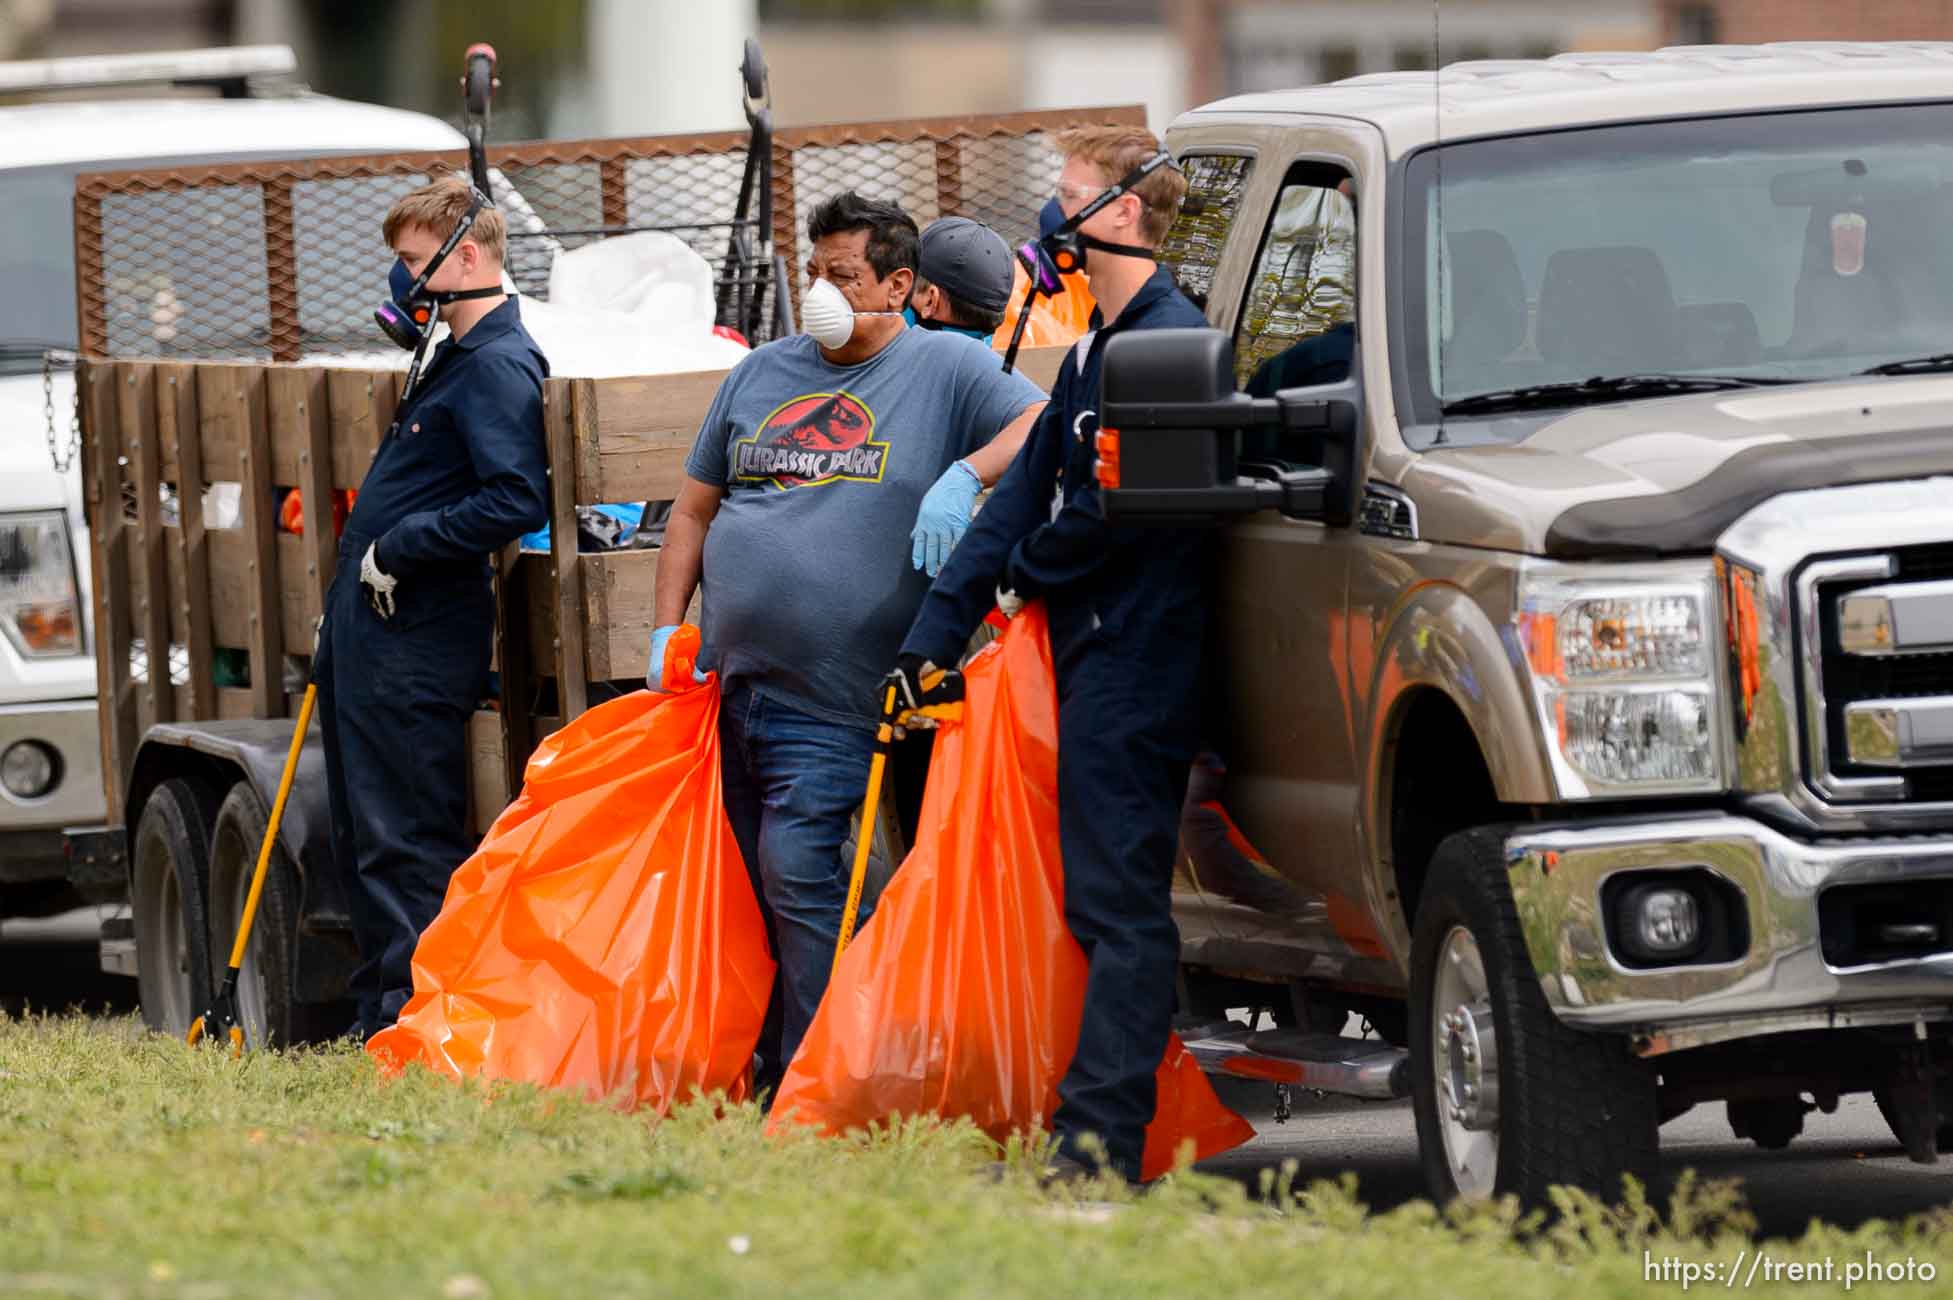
[649,190,1046,1094]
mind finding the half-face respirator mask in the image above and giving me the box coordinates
[1001,149,1178,372]
[373,184,502,351]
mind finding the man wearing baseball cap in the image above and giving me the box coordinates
[905,216,1024,579]
[908,215,1014,342]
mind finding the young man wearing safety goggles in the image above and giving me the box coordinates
[888,126,1205,1186]
[648,191,1046,1095]
[314,174,550,1040]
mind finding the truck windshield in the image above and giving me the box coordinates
[0,168,81,374]
[1399,103,1953,439]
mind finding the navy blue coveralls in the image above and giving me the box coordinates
[901,266,1208,1181]
[313,297,549,1036]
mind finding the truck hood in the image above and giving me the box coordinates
[1400,374,1953,557]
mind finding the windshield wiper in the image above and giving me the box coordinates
[1441,372,1792,417]
[1860,352,1953,376]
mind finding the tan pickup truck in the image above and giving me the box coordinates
[1110,41,1953,1203]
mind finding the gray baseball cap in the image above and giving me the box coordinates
[918,216,1014,315]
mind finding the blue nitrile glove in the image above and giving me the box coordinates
[911,459,983,577]
[646,623,708,693]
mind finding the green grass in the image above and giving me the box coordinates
[4,1015,1951,1298]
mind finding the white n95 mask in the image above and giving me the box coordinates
[801,276,901,350]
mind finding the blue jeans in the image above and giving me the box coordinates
[718,679,879,1093]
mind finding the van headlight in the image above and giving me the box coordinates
[1514,564,1727,798]
[0,511,84,659]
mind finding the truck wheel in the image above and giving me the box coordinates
[1409,827,1659,1205]
[205,781,315,1048]
[1873,1086,1953,1154]
[132,779,215,1036]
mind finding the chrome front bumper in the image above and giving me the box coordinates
[1506,814,1953,1054]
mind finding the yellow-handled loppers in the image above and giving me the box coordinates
[187,682,316,1055]
[832,666,964,977]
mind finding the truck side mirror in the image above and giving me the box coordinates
[1097,328,1362,526]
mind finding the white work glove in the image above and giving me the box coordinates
[996,585,1025,620]
[360,542,397,621]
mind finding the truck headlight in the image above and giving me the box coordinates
[1516,565,1727,798]
[0,511,83,659]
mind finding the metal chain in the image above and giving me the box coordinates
[43,348,79,474]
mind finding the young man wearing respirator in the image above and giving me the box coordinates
[316,174,550,1039]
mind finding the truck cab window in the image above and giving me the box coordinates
[1233,165,1355,465]
[1156,153,1254,313]
[1235,167,1356,392]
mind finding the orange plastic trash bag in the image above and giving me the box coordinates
[366,673,773,1112]
[989,262,1097,353]
[770,606,1253,1179]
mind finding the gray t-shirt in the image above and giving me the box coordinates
[686,327,1044,727]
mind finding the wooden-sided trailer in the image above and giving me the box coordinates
[53,102,1140,1041]
[75,347,1070,1043]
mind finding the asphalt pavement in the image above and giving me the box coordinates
[1199,1074,1953,1240]
[6,913,1950,1239]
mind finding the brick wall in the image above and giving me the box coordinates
[1663,0,1953,44]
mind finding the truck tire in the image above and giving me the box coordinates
[205,781,324,1048]
[1873,1086,1953,1155]
[1409,827,1659,1206]
[132,779,216,1036]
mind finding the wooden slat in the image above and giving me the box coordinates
[120,364,172,728]
[492,542,535,799]
[270,368,336,639]
[545,381,587,719]
[468,709,509,837]
[575,369,727,503]
[201,531,315,653]
[325,367,394,489]
[522,550,695,686]
[1012,344,1069,393]
[81,362,136,821]
[215,687,255,721]
[160,362,393,490]
[201,365,285,716]
[158,363,214,718]
[582,550,698,683]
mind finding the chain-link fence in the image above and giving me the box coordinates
[73,106,1143,364]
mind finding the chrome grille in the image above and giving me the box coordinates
[1719,477,1953,833]
[1812,545,1953,804]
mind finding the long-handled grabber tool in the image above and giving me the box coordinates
[187,682,316,1055]
[832,666,965,976]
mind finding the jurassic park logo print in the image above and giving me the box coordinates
[734,391,889,489]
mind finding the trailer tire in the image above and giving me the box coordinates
[205,781,333,1048]
[132,779,216,1037]
[1410,826,1659,1207]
